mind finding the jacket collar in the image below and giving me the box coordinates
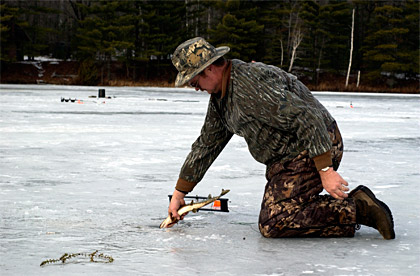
[220,60,232,99]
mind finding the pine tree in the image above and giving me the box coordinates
[185,0,210,38]
[208,0,264,62]
[257,1,289,67]
[20,1,58,60]
[299,0,352,83]
[401,0,419,78]
[0,1,54,61]
[322,1,352,73]
[362,1,411,84]
[75,1,135,83]
[136,1,186,79]
[0,3,26,61]
[299,0,321,78]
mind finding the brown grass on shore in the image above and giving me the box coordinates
[106,79,174,87]
[107,80,419,94]
[1,61,418,93]
[105,76,419,94]
[103,78,420,93]
[307,82,419,94]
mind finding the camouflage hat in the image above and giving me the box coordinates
[172,37,230,87]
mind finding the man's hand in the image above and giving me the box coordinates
[168,189,187,221]
[319,168,349,200]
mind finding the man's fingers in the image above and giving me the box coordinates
[180,212,188,220]
[167,209,188,223]
[338,183,350,193]
[338,176,349,186]
[329,188,348,200]
[169,209,180,220]
[333,193,345,200]
[340,191,348,198]
[334,189,348,199]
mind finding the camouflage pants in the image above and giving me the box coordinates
[258,122,356,238]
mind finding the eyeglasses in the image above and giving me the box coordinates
[189,74,201,88]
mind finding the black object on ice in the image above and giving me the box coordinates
[168,195,229,212]
[98,89,106,98]
[61,97,77,103]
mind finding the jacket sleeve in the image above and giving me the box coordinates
[177,99,233,192]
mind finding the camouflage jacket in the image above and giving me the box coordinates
[176,59,335,193]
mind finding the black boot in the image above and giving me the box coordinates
[349,185,395,240]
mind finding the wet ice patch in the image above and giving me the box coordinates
[185,234,225,242]
[211,164,240,172]
[374,185,400,189]
[184,215,204,221]
[397,243,411,251]
[310,264,364,273]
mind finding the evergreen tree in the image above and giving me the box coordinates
[19,1,58,60]
[136,1,186,79]
[185,0,210,38]
[362,1,411,83]
[0,3,28,61]
[318,1,352,73]
[209,13,263,62]
[75,1,135,82]
[401,0,419,78]
[139,1,186,61]
[208,0,264,62]
[0,0,418,88]
[352,0,378,74]
[0,1,54,61]
[300,0,321,77]
[257,1,289,67]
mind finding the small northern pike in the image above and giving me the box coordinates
[159,189,230,228]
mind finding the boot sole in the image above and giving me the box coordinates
[350,185,395,239]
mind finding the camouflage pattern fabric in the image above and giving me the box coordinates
[179,59,335,185]
[172,37,230,87]
[258,122,357,238]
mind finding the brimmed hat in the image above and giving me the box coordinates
[172,37,230,87]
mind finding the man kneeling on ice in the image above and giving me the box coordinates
[167,37,395,239]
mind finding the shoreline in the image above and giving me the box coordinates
[1,60,418,94]
[1,83,419,97]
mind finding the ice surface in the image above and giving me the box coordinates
[0,84,419,275]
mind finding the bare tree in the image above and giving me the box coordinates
[207,6,211,40]
[279,38,284,67]
[285,0,300,55]
[288,25,303,72]
[316,37,325,85]
[345,8,355,87]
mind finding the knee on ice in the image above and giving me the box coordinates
[258,223,280,238]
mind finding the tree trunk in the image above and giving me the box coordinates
[195,0,200,36]
[107,58,111,81]
[345,8,355,87]
[207,6,211,40]
[316,38,325,85]
[185,0,189,32]
[280,39,284,67]
[101,65,104,85]
[288,27,303,72]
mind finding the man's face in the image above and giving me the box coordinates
[188,66,221,95]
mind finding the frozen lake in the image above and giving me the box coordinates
[0,84,419,275]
